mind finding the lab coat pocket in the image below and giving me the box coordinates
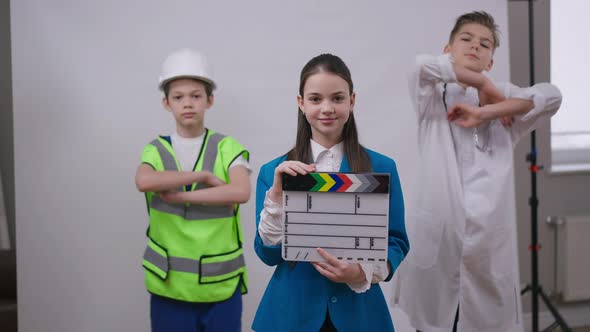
[406,210,443,269]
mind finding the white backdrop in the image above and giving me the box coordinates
[11,1,509,331]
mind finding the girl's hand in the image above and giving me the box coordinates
[268,161,315,204]
[447,103,486,128]
[312,248,366,284]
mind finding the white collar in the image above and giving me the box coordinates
[310,139,344,162]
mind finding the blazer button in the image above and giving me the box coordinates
[331,296,338,303]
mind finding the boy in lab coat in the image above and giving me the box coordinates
[393,11,562,332]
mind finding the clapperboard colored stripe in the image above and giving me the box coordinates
[282,173,389,193]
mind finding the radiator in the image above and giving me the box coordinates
[556,215,590,302]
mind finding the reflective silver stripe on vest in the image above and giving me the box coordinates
[185,204,234,220]
[201,254,245,277]
[185,132,233,219]
[150,138,184,192]
[149,133,232,220]
[143,245,169,273]
[151,195,233,220]
[150,195,185,217]
[143,246,245,276]
[194,132,225,190]
[169,256,200,274]
[150,139,178,171]
[149,138,185,218]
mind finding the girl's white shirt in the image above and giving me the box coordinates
[258,139,389,293]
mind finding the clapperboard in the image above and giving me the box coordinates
[281,173,390,263]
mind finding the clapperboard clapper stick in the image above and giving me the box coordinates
[281,173,390,263]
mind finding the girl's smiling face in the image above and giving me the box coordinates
[298,71,355,148]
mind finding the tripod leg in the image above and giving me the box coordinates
[541,321,559,332]
[521,284,531,295]
[538,287,572,332]
[452,306,459,332]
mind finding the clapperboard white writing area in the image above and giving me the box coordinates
[281,173,390,263]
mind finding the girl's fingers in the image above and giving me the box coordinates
[290,161,315,173]
[312,262,337,281]
[279,166,297,176]
[291,163,312,175]
[278,161,316,176]
[316,248,341,268]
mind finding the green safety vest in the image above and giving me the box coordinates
[141,129,248,302]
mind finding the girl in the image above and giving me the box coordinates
[252,54,409,332]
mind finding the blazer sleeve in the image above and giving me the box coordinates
[254,160,285,266]
[384,158,410,281]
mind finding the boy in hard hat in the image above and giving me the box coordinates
[393,11,562,332]
[135,48,250,332]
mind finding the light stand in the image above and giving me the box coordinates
[515,1,571,331]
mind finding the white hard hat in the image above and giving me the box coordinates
[158,48,216,91]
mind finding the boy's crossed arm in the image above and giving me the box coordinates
[446,98,533,129]
[136,164,251,206]
[135,163,222,193]
[452,62,520,127]
[452,63,504,104]
[161,166,250,205]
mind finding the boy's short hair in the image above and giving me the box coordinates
[449,11,500,49]
[163,78,214,99]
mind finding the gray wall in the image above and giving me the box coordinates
[1,0,15,248]
[508,0,590,324]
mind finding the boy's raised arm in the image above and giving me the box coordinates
[447,98,533,128]
[447,81,562,137]
[412,54,457,88]
[452,64,504,104]
[504,82,563,143]
[409,54,457,119]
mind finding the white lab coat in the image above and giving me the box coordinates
[393,54,562,332]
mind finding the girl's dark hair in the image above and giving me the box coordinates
[286,54,371,172]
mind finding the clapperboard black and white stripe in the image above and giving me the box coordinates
[281,173,390,262]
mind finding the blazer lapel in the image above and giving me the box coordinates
[339,154,351,172]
